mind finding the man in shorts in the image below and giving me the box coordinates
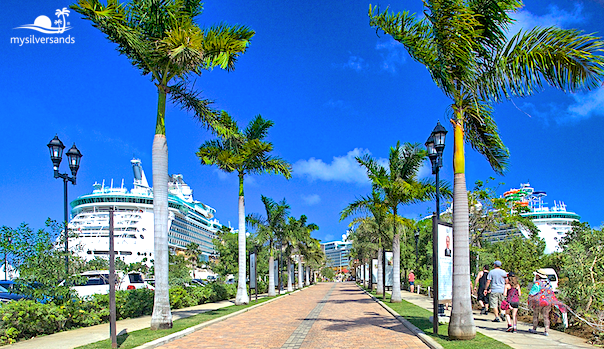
[484,260,507,322]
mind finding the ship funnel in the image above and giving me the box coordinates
[131,159,149,188]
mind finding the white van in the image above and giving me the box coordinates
[533,268,559,293]
[69,271,154,298]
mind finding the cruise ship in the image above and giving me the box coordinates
[484,183,580,253]
[67,160,223,265]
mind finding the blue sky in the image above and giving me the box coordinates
[2,0,604,244]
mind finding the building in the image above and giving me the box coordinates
[321,240,352,271]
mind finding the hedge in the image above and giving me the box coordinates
[0,283,237,345]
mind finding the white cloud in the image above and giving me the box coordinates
[214,168,230,180]
[293,148,374,185]
[567,87,604,121]
[301,194,321,206]
[375,38,406,74]
[508,4,584,38]
[343,55,367,71]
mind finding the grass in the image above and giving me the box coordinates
[368,289,512,349]
[76,295,278,349]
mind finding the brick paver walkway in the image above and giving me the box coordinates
[158,282,428,349]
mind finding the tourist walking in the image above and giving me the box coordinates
[484,260,507,322]
[408,270,415,293]
[474,264,490,315]
[504,272,521,332]
[528,269,567,336]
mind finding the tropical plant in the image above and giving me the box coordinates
[369,0,604,339]
[357,142,440,302]
[341,189,390,295]
[72,0,254,330]
[198,113,291,305]
[247,196,290,297]
[290,215,319,289]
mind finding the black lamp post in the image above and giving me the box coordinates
[47,135,82,275]
[414,229,420,267]
[425,121,447,335]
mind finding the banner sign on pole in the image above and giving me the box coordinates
[385,252,394,287]
[274,259,279,286]
[438,222,453,301]
[249,252,256,289]
[372,259,378,284]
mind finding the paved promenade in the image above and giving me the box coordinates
[158,282,427,349]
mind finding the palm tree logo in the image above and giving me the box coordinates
[55,8,70,33]
[14,7,72,34]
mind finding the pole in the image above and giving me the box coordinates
[435,163,440,218]
[432,212,439,335]
[63,177,69,275]
[109,207,117,348]
[382,248,386,292]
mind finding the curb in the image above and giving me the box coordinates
[357,285,444,349]
[133,285,312,349]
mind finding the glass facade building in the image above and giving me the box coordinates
[321,240,352,270]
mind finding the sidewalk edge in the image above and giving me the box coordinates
[133,286,312,349]
[358,285,444,349]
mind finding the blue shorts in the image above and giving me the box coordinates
[409,281,414,286]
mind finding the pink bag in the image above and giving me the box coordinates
[501,300,510,310]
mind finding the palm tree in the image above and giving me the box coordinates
[72,0,254,330]
[341,189,389,296]
[247,196,290,297]
[184,242,201,275]
[55,7,69,33]
[293,215,318,289]
[370,0,604,339]
[199,114,291,304]
[358,142,440,302]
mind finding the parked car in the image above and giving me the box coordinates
[68,271,154,298]
[225,278,235,285]
[191,279,208,287]
[533,268,559,293]
[0,283,26,302]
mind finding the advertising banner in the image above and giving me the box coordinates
[274,260,279,286]
[372,259,378,284]
[385,252,393,287]
[438,222,453,301]
[249,253,256,289]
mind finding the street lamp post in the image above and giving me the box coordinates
[425,121,447,335]
[414,229,420,267]
[47,135,82,275]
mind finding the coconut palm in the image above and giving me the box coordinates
[292,215,318,288]
[72,0,254,330]
[357,142,440,302]
[304,237,324,284]
[199,115,291,304]
[341,189,389,295]
[370,0,604,339]
[247,196,290,297]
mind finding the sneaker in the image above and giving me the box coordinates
[513,328,517,333]
[528,329,538,334]
[492,318,501,322]
[544,332,549,336]
[506,326,514,332]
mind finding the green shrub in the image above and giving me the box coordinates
[0,300,66,344]
[169,286,195,309]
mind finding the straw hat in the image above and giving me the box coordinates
[533,269,548,278]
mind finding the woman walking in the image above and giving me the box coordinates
[528,269,567,336]
[504,272,521,332]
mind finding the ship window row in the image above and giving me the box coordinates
[172,219,214,235]
[87,250,134,256]
[170,223,215,241]
[169,233,213,249]
[530,214,580,220]
[72,197,193,215]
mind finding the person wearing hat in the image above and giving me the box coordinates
[484,260,507,322]
[528,269,567,336]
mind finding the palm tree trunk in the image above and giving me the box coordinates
[268,252,276,297]
[391,208,402,302]
[448,117,476,339]
[150,89,172,330]
[298,256,303,289]
[235,174,249,305]
[305,266,310,286]
[377,245,384,296]
[287,258,293,292]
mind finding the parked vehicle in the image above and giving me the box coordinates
[0,283,26,302]
[68,271,154,298]
[191,279,208,287]
[533,268,559,293]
